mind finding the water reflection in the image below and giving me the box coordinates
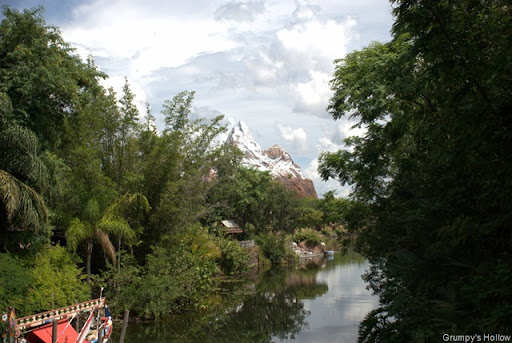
[273,250,377,343]
[113,249,376,343]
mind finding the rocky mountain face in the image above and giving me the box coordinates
[226,121,318,199]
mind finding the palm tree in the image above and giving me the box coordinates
[100,192,150,270]
[0,169,48,251]
[66,193,149,282]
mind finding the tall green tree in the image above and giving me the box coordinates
[116,78,141,193]
[320,1,512,340]
[146,91,231,244]
[0,7,102,150]
[0,7,104,252]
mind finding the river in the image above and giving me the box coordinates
[111,249,377,342]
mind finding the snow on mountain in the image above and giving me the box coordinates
[226,121,317,198]
[226,121,304,178]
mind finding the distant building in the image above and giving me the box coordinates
[219,220,243,237]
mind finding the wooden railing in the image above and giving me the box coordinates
[239,240,254,248]
[4,298,105,332]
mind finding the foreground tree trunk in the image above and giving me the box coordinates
[86,240,93,283]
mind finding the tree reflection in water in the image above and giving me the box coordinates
[113,258,329,342]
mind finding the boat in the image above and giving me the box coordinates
[1,297,112,343]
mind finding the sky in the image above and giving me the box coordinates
[3,0,394,197]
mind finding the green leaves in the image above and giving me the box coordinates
[322,0,512,340]
[0,246,90,317]
[162,91,195,133]
[0,169,48,228]
[0,7,101,149]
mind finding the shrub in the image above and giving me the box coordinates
[216,237,249,276]
[255,233,285,265]
[320,226,337,238]
[293,228,323,246]
[0,253,33,316]
[0,245,90,318]
[26,245,90,314]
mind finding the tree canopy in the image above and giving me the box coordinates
[320,0,512,340]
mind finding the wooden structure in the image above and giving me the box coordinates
[219,220,243,237]
[239,240,254,249]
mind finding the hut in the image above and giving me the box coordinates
[219,220,243,238]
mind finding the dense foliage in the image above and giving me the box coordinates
[0,245,89,317]
[320,1,512,341]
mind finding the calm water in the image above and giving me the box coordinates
[113,250,377,343]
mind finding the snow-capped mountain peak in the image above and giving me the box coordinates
[226,121,317,198]
[226,121,308,181]
[226,120,263,159]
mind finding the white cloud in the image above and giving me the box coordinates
[276,122,308,152]
[273,7,356,116]
[63,0,237,76]
[214,1,265,22]
[292,70,332,115]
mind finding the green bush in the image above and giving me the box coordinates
[98,252,146,317]
[0,245,90,318]
[216,237,249,276]
[320,226,337,238]
[102,226,222,319]
[293,228,323,246]
[26,245,90,314]
[256,233,285,265]
[0,254,33,315]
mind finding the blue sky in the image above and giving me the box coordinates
[2,0,394,197]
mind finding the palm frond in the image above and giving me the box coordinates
[101,192,150,244]
[0,125,49,191]
[66,218,93,251]
[109,192,151,216]
[0,169,48,228]
[95,229,116,267]
[98,216,136,242]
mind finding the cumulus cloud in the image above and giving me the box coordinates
[214,1,265,22]
[62,0,236,76]
[275,122,308,153]
[292,70,332,115]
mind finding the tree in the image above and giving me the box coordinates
[116,78,141,193]
[320,1,512,340]
[0,94,50,251]
[145,91,231,245]
[0,7,104,252]
[0,7,103,150]
[66,192,149,282]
